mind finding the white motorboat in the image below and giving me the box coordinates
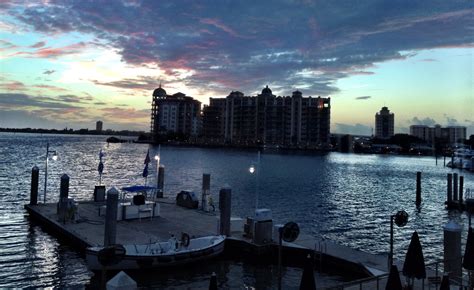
[86,235,225,270]
[447,148,474,171]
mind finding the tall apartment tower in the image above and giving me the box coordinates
[95,120,103,132]
[202,86,331,147]
[375,106,394,139]
[150,84,201,143]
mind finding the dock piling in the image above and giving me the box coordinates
[30,166,39,205]
[443,220,462,280]
[219,187,232,236]
[459,176,464,203]
[416,172,421,208]
[57,174,69,223]
[453,173,458,201]
[447,173,453,204]
[156,165,165,198]
[104,187,119,246]
[202,173,210,212]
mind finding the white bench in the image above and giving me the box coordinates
[99,201,160,221]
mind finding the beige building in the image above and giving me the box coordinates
[410,124,466,144]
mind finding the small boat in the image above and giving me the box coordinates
[85,235,225,270]
[447,148,474,171]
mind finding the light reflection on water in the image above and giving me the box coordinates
[0,133,472,288]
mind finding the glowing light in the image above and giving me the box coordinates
[249,165,255,174]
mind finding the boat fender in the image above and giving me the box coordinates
[181,233,190,247]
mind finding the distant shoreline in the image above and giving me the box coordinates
[0,128,144,137]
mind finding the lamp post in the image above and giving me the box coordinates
[43,142,57,203]
[388,210,409,269]
[249,151,261,211]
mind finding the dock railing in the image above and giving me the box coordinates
[323,257,472,290]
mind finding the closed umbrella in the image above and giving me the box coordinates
[439,274,450,290]
[385,265,402,290]
[463,227,474,270]
[402,231,426,286]
[142,149,151,185]
[299,254,316,290]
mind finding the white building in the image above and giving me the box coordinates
[409,124,466,144]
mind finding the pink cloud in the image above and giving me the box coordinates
[200,18,251,39]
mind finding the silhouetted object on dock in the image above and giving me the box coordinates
[463,227,474,270]
[299,254,316,290]
[209,272,217,290]
[415,172,421,208]
[439,274,450,290]
[57,174,70,224]
[219,187,231,236]
[403,231,426,286]
[459,176,464,203]
[202,173,211,212]
[447,173,453,204]
[453,173,458,200]
[443,220,462,279]
[30,166,39,205]
[106,270,137,290]
[277,221,300,290]
[156,165,165,198]
[104,187,119,246]
[389,211,409,268]
[176,190,199,209]
[106,136,127,143]
[385,265,402,290]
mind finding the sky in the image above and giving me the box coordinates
[0,0,473,135]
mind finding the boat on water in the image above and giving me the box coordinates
[86,235,225,270]
[447,148,474,171]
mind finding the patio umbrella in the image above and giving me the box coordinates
[299,254,316,290]
[98,149,104,185]
[209,272,217,290]
[463,227,474,270]
[385,265,402,290]
[439,274,450,290]
[402,231,426,280]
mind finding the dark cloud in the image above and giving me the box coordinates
[92,76,157,90]
[334,123,372,136]
[0,93,81,109]
[411,117,437,126]
[30,41,45,48]
[4,1,474,95]
[355,96,371,100]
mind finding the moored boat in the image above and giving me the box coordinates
[85,235,225,270]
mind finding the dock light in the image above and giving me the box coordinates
[249,164,255,174]
[388,210,409,269]
[44,142,58,203]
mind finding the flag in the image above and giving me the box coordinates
[142,163,149,178]
[144,149,151,164]
[98,149,104,175]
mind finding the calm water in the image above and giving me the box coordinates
[0,133,472,288]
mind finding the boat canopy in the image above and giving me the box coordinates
[121,185,156,193]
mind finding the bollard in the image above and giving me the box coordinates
[459,176,464,203]
[219,187,232,236]
[104,187,119,246]
[30,166,39,205]
[416,172,421,208]
[447,173,452,204]
[443,220,462,281]
[58,174,70,223]
[202,173,210,212]
[156,165,165,198]
[453,173,458,201]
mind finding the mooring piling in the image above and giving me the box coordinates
[416,171,421,208]
[219,187,231,236]
[453,173,458,201]
[57,174,70,223]
[156,165,165,198]
[447,173,453,204]
[443,220,462,280]
[459,176,464,203]
[104,187,119,246]
[202,173,210,212]
[30,166,39,205]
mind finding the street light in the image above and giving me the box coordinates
[388,210,409,269]
[44,142,57,203]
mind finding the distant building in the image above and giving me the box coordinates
[150,84,201,142]
[202,86,331,147]
[375,106,394,139]
[96,121,103,132]
[410,124,466,144]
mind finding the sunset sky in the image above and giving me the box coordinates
[0,1,473,135]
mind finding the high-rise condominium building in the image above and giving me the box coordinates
[202,86,331,147]
[410,124,466,144]
[150,85,201,142]
[96,120,103,132]
[375,106,394,139]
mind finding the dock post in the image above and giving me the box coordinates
[416,172,421,208]
[443,220,462,281]
[104,187,119,246]
[443,155,446,166]
[30,166,39,205]
[57,174,69,223]
[447,173,453,205]
[156,165,164,198]
[453,173,458,201]
[459,176,464,203]
[202,173,210,212]
[219,187,232,236]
